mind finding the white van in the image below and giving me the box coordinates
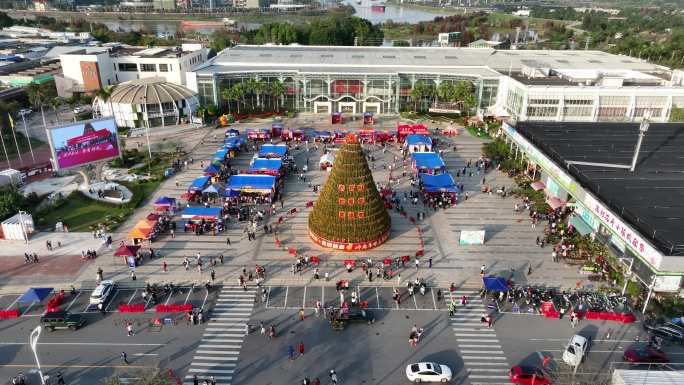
[563,334,588,366]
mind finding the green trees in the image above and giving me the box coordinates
[268,80,285,111]
[26,82,55,130]
[409,82,435,112]
[409,80,475,113]
[95,85,116,119]
[253,22,300,45]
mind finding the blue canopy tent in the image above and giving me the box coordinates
[203,183,225,195]
[411,152,445,174]
[224,136,246,150]
[249,158,283,175]
[258,144,288,158]
[405,134,433,152]
[188,176,211,192]
[181,207,222,220]
[483,276,510,292]
[154,196,176,206]
[419,173,459,193]
[225,128,240,137]
[311,130,334,139]
[17,287,53,303]
[227,174,277,195]
[203,164,222,176]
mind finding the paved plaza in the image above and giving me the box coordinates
[1,114,680,384]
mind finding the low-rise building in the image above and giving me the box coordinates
[468,39,510,49]
[495,60,684,123]
[55,43,209,97]
[233,0,269,8]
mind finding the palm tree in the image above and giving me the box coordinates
[269,80,285,112]
[26,83,49,129]
[409,83,424,112]
[221,88,233,114]
[454,81,476,114]
[436,82,453,106]
[243,78,258,110]
[195,106,207,124]
[49,97,62,124]
[231,84,245,114]
[255,79,267,111]
[95,86,115,118]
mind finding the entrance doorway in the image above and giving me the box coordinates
[314,101,332,114]
[363,102,380,113]
[338,102,356,114]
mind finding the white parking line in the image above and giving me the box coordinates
[266,286,272,308]
[65,292,81,311]
[462,356,507,360]
[20,301,36,316]
[184,288,192,305]
[127,289,138,305]
[200,289,209,310]
[5,295,20,310]
[375,287,380,309]
[431,289,437,310]
[302,286,307,309]
[164,289,175,305]
[283,286,289,309]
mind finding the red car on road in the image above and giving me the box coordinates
[509,366,552,385]
[623,346,669,363]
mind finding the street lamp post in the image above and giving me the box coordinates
[142,96,152,175]
[29,326,45,385]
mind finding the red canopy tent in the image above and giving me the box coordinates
[114,244,140,257]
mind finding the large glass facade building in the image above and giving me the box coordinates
[187,45,683,121]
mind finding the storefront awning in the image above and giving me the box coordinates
[530,181,545,191]
[569,215,593,236]
[547,197,566,210]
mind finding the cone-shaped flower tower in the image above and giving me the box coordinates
[308,135,391,251]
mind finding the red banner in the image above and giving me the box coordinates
[308,229,389,251]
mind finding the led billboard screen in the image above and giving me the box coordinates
[47,118,121,170]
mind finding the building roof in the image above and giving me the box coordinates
[514,121,684,256]
[197,45,669,77]
[108,77,196,105]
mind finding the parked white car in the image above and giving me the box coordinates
[563,334,588,366]
[89,280,115,305]
[405,362,452,383]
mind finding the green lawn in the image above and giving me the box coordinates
[34,179,162,232]
[465,124,491,140]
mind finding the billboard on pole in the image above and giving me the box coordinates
[47,118,121,170]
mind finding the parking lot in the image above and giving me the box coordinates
[264,285,460,312]
[0,285,218,316]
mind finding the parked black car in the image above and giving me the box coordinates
[40,311,86,331]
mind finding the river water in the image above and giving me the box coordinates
[100,1,452,35]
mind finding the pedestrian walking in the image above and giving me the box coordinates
[315,300,321,317]
[299,308,305,321]
[288,345,295,360]
[193,375,199,385]
[480,264,486,275]
[428,257,432,268]
[121,351,129,365]
[260,321,266,335]
[415,258,420,270]
[298,341,305,355]
[162,261,167,272]
[226,237,231,245]
[396,273,401,286]
[329,370,338,384]
[210,269,216,281]
[487,314,493,328]
[98,302,105,316]
[126,322,134,336]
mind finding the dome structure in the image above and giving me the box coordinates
[93,77,200,129]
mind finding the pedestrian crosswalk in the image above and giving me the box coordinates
[184,286,255,385]
[447,290,510,385]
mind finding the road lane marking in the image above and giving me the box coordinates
[133,353,158,356]
[164,289,174,305]
[200,288,209,310]
[20,301,36,316]
[65,292,82,311]
[127,289,138,305]
[303,285,307,309]
[431,288,437,310]
[0,342,166,346]
[461,350,504,354]
[283,286,289,309]
[184,287,192,305]
[462,356,507,360]
[5,295,20,310]
[375,287,380,309]
[1,364,153,368]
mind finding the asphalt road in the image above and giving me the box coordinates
[0,285,219,385]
